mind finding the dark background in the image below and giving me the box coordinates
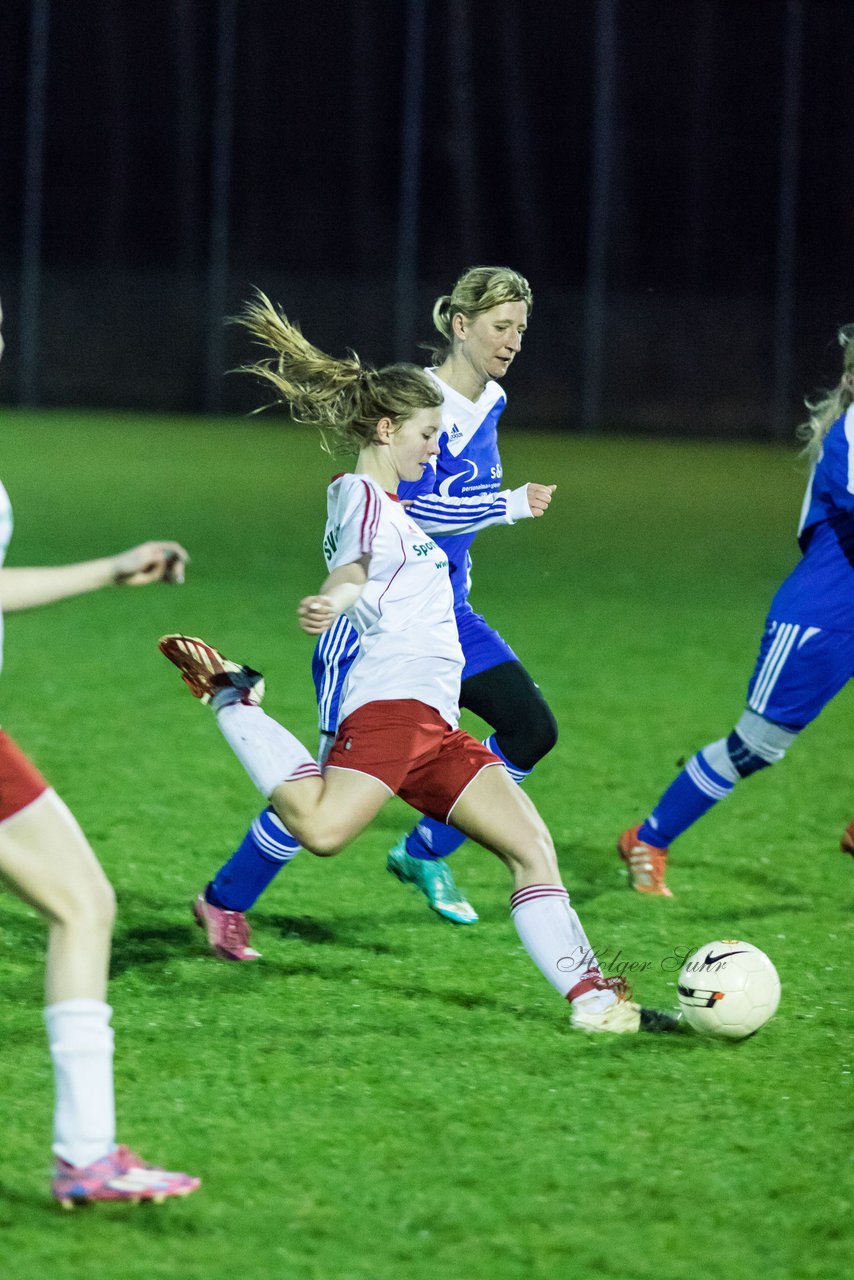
[0,0,851,434]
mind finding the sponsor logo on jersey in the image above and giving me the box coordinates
[438,458,479,499]
[323,528,339,561]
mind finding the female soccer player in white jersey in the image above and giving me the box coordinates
[193,267,560,958]
[618,323,854,895]
[0,301,199,1206]
[160,291,678,1036]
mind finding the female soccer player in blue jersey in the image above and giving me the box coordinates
[193,267,561,960]
[618,323,854,896]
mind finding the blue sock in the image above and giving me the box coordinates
[638,751,735,848]
[483,733,532,785]
[405,818,467,862]
[207,808,301,912]
[403,734,533,861]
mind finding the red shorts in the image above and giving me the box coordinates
[324,699,501,823]
[0,730,50,823]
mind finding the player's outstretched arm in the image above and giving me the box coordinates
[403,483,556,534]
[0,540,188,611]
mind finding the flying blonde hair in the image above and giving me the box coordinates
[798,324,854,462]
[235,290,443,455]
[429,265,532,364]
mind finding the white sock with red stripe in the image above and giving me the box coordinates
[216,704,321,798]
[510,884,616,1011]
[45,999,116,1168]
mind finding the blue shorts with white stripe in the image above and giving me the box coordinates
[746,617,854,729]
[312,614,360,734]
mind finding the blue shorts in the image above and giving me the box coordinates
[312,615,360,734]
[311,603,518,734]
[745,618,854,730]
[455,602,518,681]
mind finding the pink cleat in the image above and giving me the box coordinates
[52,1145,200,1209]
[192,891,261,961]
[617,825,673,897]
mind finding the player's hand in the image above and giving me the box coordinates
[527,483,556,517]
[298,594,338,634]
[113,541,189,585]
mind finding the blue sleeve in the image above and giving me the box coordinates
[311,614,360,734]
[402,489,511,534]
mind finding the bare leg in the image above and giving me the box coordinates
[269,766,392,855]
[216,702,390,853]
[448,766,610,1003]
[0,789,204,1179]
[448,764,560,888]
[0,789,115,1003]
[0,789,119,1167]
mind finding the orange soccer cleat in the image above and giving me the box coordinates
[159,634,265,706]
[617,825,673,897]
[840,820,854,857]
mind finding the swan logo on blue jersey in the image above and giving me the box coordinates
[438,458,479,499]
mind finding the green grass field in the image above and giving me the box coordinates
[1,411,851,1280]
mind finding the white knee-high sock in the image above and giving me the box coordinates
[510,885,615,1008]
[216,704,321,798]
[45,999,115,1168]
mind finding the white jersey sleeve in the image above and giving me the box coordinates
[404,481,533,534]
[323,474,383,570]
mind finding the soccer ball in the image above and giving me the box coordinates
[677,940,781,1039]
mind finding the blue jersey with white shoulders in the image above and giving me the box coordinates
[398,369,508,608]
[768,406,854,631]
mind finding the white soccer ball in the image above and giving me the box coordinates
[677,940,781,1039]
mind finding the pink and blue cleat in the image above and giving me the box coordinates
[52,1144,200,1208]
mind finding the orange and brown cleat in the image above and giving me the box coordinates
[617,825,673,897]
[158,634,265,706]
[840,820,854,857]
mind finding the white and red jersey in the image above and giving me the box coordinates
[0,478,13,674]
[323,472,463,727]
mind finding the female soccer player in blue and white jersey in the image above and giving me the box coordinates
[160,293,678,1036]
[618,323,854,896]
[193,268,561,958]
[0,301,198,1205]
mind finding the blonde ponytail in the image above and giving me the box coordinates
[236,290,442,454]
[798,324,854,463]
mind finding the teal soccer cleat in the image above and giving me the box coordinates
[387,839,478,925]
